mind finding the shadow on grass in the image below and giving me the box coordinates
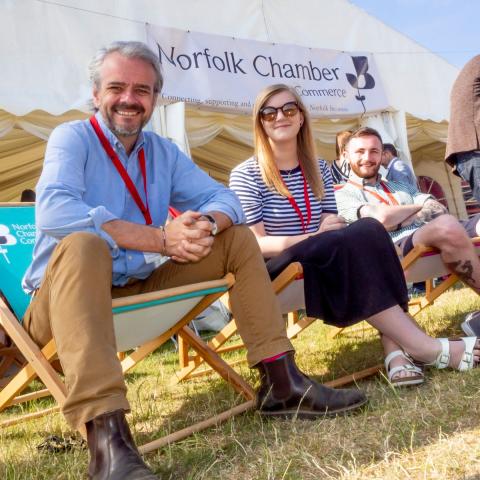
[132,378,253,474]
[4,292,480,479]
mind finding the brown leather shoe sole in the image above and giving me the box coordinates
[257,396,368,419]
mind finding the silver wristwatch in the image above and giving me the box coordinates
[203,214,218,236]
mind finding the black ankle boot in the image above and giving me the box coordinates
[255,352,367,418]
[86,410,157,480]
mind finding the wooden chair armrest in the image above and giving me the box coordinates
[112,274,235,310]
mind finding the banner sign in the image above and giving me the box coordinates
[0,206,35,319]
[146,24,390,118]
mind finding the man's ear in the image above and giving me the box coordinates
[92,88,101,110]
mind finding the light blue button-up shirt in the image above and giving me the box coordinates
[23,112,245,293]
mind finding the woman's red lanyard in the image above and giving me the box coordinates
[89,116,152,225]
[347,179,399,206]
[280,165,312,233]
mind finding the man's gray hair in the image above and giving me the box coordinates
[89,41,163,93]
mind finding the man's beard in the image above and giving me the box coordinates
[110,123,142,137]
[350,163,379,180]
[104,103,148,137]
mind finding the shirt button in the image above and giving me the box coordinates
[128,255,132,260]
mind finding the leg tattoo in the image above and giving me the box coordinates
[446,260,480,293]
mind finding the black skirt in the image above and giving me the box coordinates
[265,218,409,328]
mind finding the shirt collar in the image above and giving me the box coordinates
[94,111,145,155]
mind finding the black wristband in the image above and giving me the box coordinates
[396,223,402,231]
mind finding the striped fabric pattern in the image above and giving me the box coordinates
[229,157,337,236]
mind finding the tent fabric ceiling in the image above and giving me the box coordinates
[0,106,448,201]
[2,0,458,121]
[405,114,449,152]
[0,127,45,202]
[0,0,458,208]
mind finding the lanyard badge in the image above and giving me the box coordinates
[90,116,152,225]
[280,165,312,233]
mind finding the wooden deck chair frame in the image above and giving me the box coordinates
[175,262,382,387]
[0,307,25,388]
[0,203,254,450]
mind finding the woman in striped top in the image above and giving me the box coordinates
[230,84,476,387]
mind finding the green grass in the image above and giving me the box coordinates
[2,287,480,479]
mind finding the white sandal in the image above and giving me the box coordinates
[384,350,424,387]
[433,337,478,371]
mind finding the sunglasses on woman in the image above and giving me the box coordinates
[259,101,300,122]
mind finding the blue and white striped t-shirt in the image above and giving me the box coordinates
[229,157,337,236]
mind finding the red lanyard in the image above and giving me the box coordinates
[281,165,312,233]
[89,116,152,225]
[348,179,399,206]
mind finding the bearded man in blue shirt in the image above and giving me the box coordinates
[22,42,366,479]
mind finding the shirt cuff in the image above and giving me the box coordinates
[200,203,246,225]
[88,205,120,258]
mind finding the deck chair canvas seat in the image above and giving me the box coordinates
[0,203,254,449]
[175,262,383,385]
[402,237,480,316]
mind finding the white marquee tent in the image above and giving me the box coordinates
[1,0,465,216]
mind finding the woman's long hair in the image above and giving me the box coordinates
[253,84,324,199]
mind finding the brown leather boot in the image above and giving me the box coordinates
[255,352,367,418]
[86,410,157,479]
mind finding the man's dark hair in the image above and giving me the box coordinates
[345,127,383,149]
[20,189,36,202]
[383,143,398,157]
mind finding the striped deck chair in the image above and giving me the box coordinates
[0,203,254,449]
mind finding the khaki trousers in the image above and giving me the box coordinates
[23,225,292,429]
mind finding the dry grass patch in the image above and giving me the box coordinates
[1,286,480,479]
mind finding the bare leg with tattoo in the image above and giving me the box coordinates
[411,214,480,294]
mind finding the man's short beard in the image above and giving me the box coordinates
[110,124,142,137]
[350,164,379,179]
[103,114,148,138]
[103,102,149,138]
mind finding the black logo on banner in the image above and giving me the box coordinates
[346,56,375,114]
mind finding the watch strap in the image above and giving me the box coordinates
[203,214,218,236]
